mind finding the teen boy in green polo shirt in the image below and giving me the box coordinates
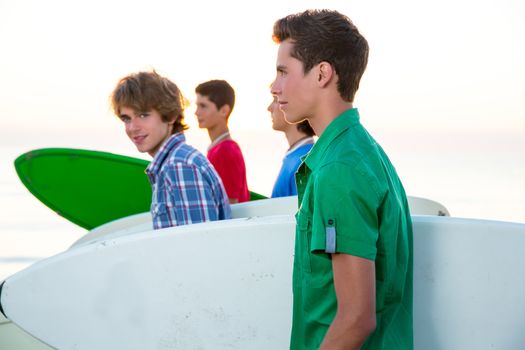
[271,10,413,350]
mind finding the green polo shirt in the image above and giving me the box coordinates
[290,108,413,350]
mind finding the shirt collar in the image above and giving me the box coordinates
[146,132,186,179]
[207,131,230,151]
[285,136,315,157]
[304,108,361,170]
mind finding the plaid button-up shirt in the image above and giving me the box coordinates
[146,133,231,230]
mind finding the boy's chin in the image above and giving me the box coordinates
[284,115,302,125]
[134,145,148,154]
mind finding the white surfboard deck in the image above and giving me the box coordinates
[2,215,524,349]
[2,215,296,349]
[71,195,449,248]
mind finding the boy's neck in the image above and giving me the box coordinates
[310,100,353,136]
[208,125,231,144]
[285,128,312,149]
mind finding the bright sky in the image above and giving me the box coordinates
[1,0,524,133]
[1,0,524,221]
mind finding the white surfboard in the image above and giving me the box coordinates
[1,215,296,349]
[2,215,524,349]
[0,195,450,349]
[71,195,449,248]
[407,195,449,216]
[70,195,300,247]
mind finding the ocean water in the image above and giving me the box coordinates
[1,128,524,281]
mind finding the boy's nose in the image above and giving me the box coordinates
[270,81,281,95]
[127,118,141,131]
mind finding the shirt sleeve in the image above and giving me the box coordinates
[310,162,384,260]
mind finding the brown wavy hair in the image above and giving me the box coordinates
[111,70,188,134]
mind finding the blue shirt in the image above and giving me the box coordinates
[146,133,232,229]
[271,139,314,198]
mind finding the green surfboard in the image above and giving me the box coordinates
[14,148,152,230]
[14,148,267,230]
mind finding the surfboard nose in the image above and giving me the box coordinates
[0,280,6,318]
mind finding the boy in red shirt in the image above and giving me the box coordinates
[195,80,250,203]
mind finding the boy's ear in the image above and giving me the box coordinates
[219,104,231,119]
[167,115,178,125]
[317,61,334,88]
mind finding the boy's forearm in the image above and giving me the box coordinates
[319,253,376,349]
[319,313,374,350]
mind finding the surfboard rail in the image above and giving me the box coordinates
[71,195,449,248]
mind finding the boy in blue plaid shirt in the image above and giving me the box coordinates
[111,70,231,229]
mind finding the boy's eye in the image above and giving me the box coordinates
[139,113,149,118]
[120,116,131,123]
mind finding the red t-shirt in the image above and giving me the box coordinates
[207,140,250,203]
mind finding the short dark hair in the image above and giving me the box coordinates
[297,120,315,136]
[195,80,236,117]
[111,70,188,134]
[273,9,369,102]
